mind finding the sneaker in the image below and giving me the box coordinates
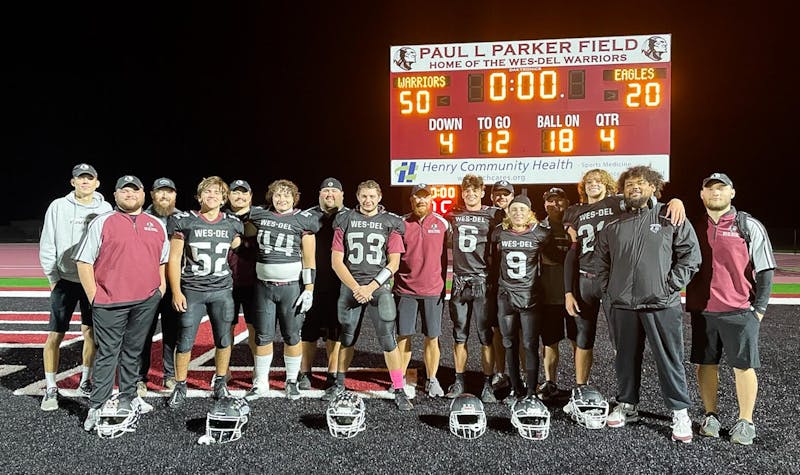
[671,408,693,443]
[607,402,639,428]
[83,407,99,431]
[212,374,231,399]
[480,382,497,403]
[167,381,187,408]
[699,413,721,438]
[131,396,154,414]
[321,383,344,402]
[40,387,59,411]
[297,372,311,390]
[285,380,301,400]
[163,377,177,391]
[504,390,523,408]
[402,377,415,400]
[136,381,148,398]
[78,380,93,398]
[445,380,464,399]
[426,378,444,398]
[730,419,756,446]
[394,388,413,411]
[537,380,558,401]
[491,373,510,390]
[245,378,270,401]
[563,399,577,421]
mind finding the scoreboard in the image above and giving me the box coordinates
[390,34,671,186]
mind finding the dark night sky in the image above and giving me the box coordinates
[4,2,795,239]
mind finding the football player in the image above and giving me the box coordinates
[491,195,549,401]
[39,163,112,411]
[393,184,449,398]
[444,174,500,403]
[300,178,348,392]
[245,179,319,400]
[327,180,412,411]
[167,176,243,407]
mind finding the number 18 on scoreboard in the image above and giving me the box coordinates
[390,34,671,186]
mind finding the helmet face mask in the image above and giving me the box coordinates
[205,397,250,444]
[510,396,550,440]
[569,386,609,429]
[327,391,366,439]
[449,393,487,439]
[96,396,140,439]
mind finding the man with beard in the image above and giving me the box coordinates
[137,177,181,394]
[226,179,258,373]
[686,173,776,445]
[393,184,449,398]
[39,163,112,411]
[595,166,700,443]
[536,187,574,401]
[301,178,347,395]
[76,175,169,431]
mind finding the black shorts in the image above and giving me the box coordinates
[395,294,443,338]
[302,287,341,342]
[232,285,256,326]
[540,303,577,346]
[48,279,92,333]
[690,309,761,369]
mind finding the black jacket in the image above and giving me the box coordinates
[596,202,701,310]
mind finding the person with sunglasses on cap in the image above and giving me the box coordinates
[393,183,450,398]
[491,194,550,402]
[536,187,574,401]
[39,163,113,411]
[134,177,181,396]
[686,172,776,445]
[225,179,259,381]
[75,175,169,430]
[244,179,320,401]
[302,178,348,396]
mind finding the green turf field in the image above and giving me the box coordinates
[1,277,797,295]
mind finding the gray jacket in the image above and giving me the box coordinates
[39,191,112,285]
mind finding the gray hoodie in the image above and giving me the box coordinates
[39,191,113,285]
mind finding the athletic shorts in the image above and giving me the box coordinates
[540,303,577,346]
[302,287,342,342]
[690,309,761,369]
[48,279,92,333]
[232,285,256,326]
[395,294,443,338]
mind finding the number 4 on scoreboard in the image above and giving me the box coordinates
[439,132,454,155]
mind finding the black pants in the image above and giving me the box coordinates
[497,292,541,395]
[90,292,160,409]
[139,288,179,381]
[612,305,690,410]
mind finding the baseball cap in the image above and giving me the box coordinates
[492,180,514,194]
[152,177,176,191]
[72,163,98,178]
[543,187,567,200]
[320,177,343,191]
[229,179,251,192]
[115,175,144,190]
[410,183,431,196]
[509,194,531,208]
[702,172,733,188]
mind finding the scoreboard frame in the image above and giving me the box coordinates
[390,34,671,187]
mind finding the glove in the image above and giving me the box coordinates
[294,289,313,314]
